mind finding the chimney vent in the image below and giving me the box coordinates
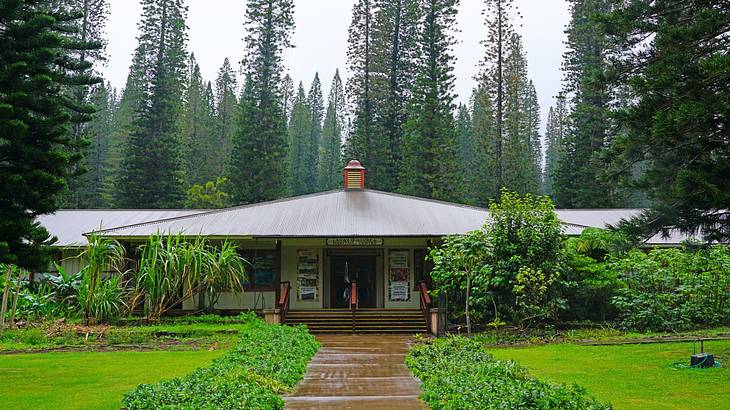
[343,160,366,190]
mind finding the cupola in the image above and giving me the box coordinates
[343,160,366,191]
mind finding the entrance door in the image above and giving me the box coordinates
[330,256,376,308]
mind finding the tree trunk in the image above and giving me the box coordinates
[465,273,471,335]
[9,270,22,327]
[0,266,12,331]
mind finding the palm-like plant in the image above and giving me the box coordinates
[78,233,126,324]
[200,240,248,312]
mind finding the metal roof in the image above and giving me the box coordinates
[39,192,703,247]
[88,190,672,242]
[37,209,206,247]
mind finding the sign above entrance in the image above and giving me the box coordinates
[326,237,384,247]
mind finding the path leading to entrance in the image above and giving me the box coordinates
[285,335,426,410]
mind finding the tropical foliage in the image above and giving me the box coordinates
[406,336,608,409]
[123,316,319,409]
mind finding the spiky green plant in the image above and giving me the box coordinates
[78,233,127,324]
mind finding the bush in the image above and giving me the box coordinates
[609,246,730,332]
[123,318,319,409]
[406,336,608,409]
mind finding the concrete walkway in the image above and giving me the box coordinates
[285,335,426,410]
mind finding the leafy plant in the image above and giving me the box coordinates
[78,233,127,324]
[406,336,608,409]
[429,229,492,334]
[609,246,730,332]
[123,317,319,409]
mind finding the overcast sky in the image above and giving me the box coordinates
[105,0,570,133]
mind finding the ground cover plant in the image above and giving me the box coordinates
[490,340,730,410]
[123,318,319,409]
[406,336,608,409]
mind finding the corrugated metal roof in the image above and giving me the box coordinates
[38,209,206,247]
[41,192,703,246]
[89,190,649,240]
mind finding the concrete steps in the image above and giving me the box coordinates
[285,308,428,334]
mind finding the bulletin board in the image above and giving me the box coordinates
[388,250,410,301]
[297,249,319,302]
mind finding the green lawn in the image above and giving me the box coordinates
[490,340,730,409]
[0,350,225,409]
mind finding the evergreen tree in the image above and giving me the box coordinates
[479,0,517,192]
[455,103,476,203]
[600,0,730,241]
[55,0,109,208]
[318,70,346,190]
[77,82,117,208]
[400,0,461,201]
[281,73,295,126]
[214,57,238,178]
[0,0,101,269]
[114,0,189,208]
[307,73,324,177]
[553,0,619,208]
[470,85,500,206]
[524,80,542,186]
[288,83,315,195]
[502,33,538,194]
[372,0,421,191]
[182,55,216,186]
[543,96,567,196]
[345,0,389,188]
[228,0,294,204]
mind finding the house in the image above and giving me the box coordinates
[38,160,697,333]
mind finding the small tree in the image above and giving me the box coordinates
[429,230,491,334]
[486,190,565,325]
[186,177,231,209]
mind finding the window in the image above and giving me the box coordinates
[242,249,278,290]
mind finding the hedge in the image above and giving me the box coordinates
[123,317,319,409]
[406,336,609,409]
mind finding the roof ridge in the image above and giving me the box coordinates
[364,189,490,212]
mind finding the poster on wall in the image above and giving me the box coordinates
[297,249,319,302]
[389,250,410,301]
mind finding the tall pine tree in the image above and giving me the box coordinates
[182,54,216,186]
[288,82,314,195]
[214,57,238,178]
[115,0,189,208]
[479,0,517,192]
[400,0,461,201]
[307,73,324,178]
[553,0,620,208]
[1,0,101,269]
[543,96,568,196]
[77,81,117,208]
[55,0,109,208]
[469,85,500,205]
[345,0,389,188]
[228,0,294,204]
[318,70,346,190]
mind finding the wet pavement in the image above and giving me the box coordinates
[285,335,426,410]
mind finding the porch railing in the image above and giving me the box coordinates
[278,281,291,323]
[349,282,358,333]
[419,280,432,332]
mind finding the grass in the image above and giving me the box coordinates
[490,340,730,409]
[0,350,225,410]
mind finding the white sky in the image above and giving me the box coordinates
[105,0,570,133]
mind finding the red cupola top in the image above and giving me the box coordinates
[343,160,366,190]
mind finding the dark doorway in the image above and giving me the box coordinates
[331,255,377,308]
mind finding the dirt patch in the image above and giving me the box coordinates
[0,338,222,355]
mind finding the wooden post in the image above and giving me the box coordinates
[0,265,12,331]
[9,269,23,327]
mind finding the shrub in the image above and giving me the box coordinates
[123,318,319,409]
[406,336,608,409]
[609,246,730,332]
